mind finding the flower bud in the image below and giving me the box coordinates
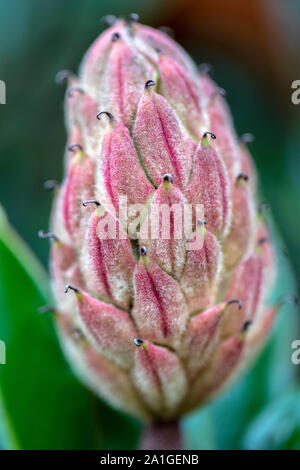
[50,20,276,420]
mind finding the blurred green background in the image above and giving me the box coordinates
[0,0,300,450]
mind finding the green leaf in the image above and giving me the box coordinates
[243,388,300,450]
[0,207,140,449]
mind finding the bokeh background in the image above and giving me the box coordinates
[0,0,300,450]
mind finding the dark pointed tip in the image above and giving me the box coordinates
[257,237,269,246]
[236,173,249,182]
[70,327,85,342]
[111,32,121,42]
[202,131,216,140]
[67,143,83,153]
[145,79,155,89]
[43,179,59,191]
[97,111,115,122]
[198,63,212,74]
[218,87,227,97]
[64,284,80,294]
[38,230,58,242]
[227,299,243,310]
[134,338,145,347]
[128,13,139,24]
[140,246,147,257]
[38,229,47,238]
[210,88,226,101]
[67,86,84,98]
[241,133,255,144]
[55,69,75,85]
[241,319,253,333]
[197,218,207,226]
[163,173,173,184]
[82,199,101,208]
[101,14,117,26]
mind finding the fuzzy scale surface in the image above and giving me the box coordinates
[50,19,276,422]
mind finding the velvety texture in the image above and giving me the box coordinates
[49,19,276,421]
